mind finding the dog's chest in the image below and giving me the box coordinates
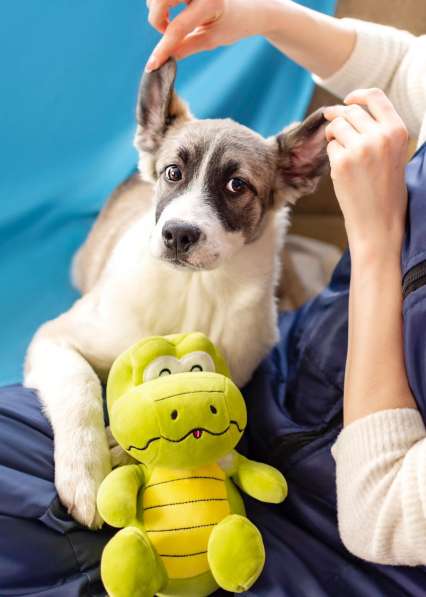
[80,264,226,371]
[97,222,223,336]
[100,259,242,343]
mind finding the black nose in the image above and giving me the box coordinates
[162,221,201,254]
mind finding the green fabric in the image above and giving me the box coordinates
[233,454,288,504]
[159,571,218,597]
[97,465,145,528]
[225,477,246,517]
[101,526,168,597]
[98,333,287,596]
[208,515,265,593]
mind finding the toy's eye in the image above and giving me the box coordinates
[143,356,182,382]
[226,177,247,194]
[210,405,217,414]
[171,410,178,420]
[180,351,216,374]
[165,165,182,182]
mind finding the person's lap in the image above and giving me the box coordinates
[2,254,426,596]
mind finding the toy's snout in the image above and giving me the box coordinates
[111,370,247,468]
[153,371,232,435]
[151,371,246,467]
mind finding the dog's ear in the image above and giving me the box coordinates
[134,58,191,154]
[273,109,329,204]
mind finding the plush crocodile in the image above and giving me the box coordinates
[98,332,287,597]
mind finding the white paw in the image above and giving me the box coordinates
[54,427,111,529]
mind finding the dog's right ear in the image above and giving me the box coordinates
[273,109,329,205]
[134,58,191,155]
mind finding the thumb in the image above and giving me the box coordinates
[146,0,218,71]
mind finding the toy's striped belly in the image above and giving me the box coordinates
[143,463,230,579]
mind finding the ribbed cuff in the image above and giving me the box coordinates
[313,18,413,100]
[332,408,426,462]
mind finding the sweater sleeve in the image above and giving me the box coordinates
[314,19,426,140]
[332,408,426,565]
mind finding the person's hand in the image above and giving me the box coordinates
[146,0,275,71]
[324,89,409,262]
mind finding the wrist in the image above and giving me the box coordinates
[348,228,404,268]
[350,245,402,281]
[351,242,401,266]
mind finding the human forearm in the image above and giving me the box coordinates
[323,63,426,566]
[335,253,426,565]
[146,0,356,79]
[268,4,425,140]
[345,253,416,426]
[264,1,356,80]
[322,89,414,425]
[147,0,425,142]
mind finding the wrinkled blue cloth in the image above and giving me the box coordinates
[0,0,335,386]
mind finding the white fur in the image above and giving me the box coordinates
[25,337,110,528]
[25,198,288,528]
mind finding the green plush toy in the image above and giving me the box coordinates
[98,332,287,597]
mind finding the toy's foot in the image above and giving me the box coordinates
[101,526,167,597]
[207,514,265,593]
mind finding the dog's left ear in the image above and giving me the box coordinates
[134,58,191,154]
[273,108,329,204]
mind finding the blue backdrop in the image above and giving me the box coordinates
[0,0,335,385]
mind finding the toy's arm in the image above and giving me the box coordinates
[221,451,287,504]
[97,464,145,527]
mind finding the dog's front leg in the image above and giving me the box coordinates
[25,322,111,529]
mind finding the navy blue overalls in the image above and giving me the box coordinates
[1,143,426,596]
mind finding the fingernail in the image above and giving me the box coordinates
[145,56,158,72]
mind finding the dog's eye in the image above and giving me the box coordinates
[190,365,203,372]
[226,177,247,194]
[165,165,182,182]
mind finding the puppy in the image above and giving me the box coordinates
[25,59,329,528]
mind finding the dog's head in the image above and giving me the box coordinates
[134,59,328,271]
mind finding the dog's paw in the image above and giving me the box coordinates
[54,427,111,529]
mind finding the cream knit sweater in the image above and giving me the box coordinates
[316,18,426,565]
